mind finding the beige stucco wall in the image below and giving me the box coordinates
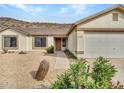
[76,31,84,57]
[68,29,77,55]
[28,36,67,51]
[26,36,33,51]
[0,29,55,52]
[47,36,54,47]
[0,29,27,51]
[75,9,124,58]
[26,36,54,51]
[77,10,124,28]
[68,30,84,57]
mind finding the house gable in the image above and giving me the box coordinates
[67,5,124,35]
[0,28,27,51]
[0,28,28,36]
[77,9,124,29]
[75,5,124,25]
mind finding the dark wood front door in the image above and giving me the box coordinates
[55,38,61,51]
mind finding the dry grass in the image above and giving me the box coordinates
[0,52,65,89]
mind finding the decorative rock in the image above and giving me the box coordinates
[35,60,49,81]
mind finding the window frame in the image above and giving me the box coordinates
[62,38,66,47]
[2,35,18,50]
[113,13,118,21]
[33,36,47,49]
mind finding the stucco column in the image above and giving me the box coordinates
[47,36,54,47]
[76,31,84,58]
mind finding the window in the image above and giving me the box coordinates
[62,38,66,47]
[113,13,118,21]
[34,37,46,47]
[3,36,17,49]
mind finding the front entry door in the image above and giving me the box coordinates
[56,38,61,51]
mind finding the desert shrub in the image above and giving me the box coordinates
[8,51,12,53]
[68,59,89,88]
[91,57,117,88]
[47,45,54,53]
[51,57,119,89]
[2,49,8,53]
[51,72,73,89]
[7,51,15,53]
[51,58,89,89]
[18,51,27,54]
[64,49,77,59]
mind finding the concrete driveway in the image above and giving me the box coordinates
[86,58,124,85]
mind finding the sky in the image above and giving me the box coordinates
[0,4,113,23]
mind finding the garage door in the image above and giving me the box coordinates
[84,32,124,58]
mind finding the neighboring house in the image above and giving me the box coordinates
[1,5,124,58]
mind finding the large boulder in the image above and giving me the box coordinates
[35,60,49,81]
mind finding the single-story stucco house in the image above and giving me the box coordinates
[1,5,124,58]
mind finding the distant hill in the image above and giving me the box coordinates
[0,17,72,30]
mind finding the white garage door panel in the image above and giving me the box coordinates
[84,32,124,58]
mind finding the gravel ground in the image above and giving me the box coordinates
[0,52,65,89]
[1,51,123,89]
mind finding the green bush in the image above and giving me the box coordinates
[68,59,89,88]
[47,45,54,53]
[51,59,89,89]
[51,72,73,89]
[91,57,117,88]
[18,51,27,54]
[51,57,119,89]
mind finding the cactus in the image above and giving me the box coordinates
[35,60,49,81]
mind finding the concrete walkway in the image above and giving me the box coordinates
[54,51,70,70]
